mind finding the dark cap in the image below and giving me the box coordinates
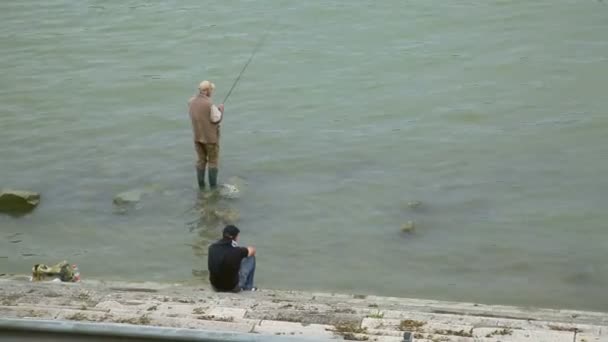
[222,225,240,239]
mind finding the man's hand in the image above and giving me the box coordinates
[218,104,224,113]
[247,246,256,257]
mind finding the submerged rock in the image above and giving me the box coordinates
[406,201,423,210]
[112,185,162,207]
[219,183,240,200]
[401,220,415,233]
[192,206,241,232]
[227,176,246,187]
[200,206,240,224]
[0,190,40,216]
[563,265,598,285]
[113,189,144,206]
[213,207,240,224]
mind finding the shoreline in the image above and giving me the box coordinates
[1,275,607,341]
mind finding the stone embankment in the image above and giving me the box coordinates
[1,276,607,341]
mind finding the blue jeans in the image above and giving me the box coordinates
[238,256,256,290]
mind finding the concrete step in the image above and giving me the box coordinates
[1,276,607,342]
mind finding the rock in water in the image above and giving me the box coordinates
[227,176,246,187]
[406,201,423,209]
[112,184,163,207]
[219,184,240,199]
[213,207,240,224]
[401,221,415,233]
[113,190,144,206]
[0,190,40,216]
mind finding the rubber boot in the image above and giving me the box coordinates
[208,167,219,189]
[196,168,206,190]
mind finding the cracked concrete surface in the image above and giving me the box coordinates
[1,276,607,341]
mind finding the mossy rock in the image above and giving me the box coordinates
[219,184,240,199]
[113,185,163,206]
[406,201,423,210]
[197,207,240,228]
[113,190,144,206]
[401,221,415,233]
[212,207,240,224]
[0,190,40,216]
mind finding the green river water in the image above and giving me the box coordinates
[1,1,608,311]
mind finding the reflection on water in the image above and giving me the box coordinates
[186,191,241,283]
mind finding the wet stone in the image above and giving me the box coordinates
[401,221,415,233]
[0,190,41,216]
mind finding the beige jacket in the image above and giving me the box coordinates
[188,94,222,144]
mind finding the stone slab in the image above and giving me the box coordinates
[577,333,608,342]
[207,306,247,320]
[367,336,407,342]
[146,315,256,332]
[152,303,197,317]
[367,328,405,337]
[474,327,574,342]
[246,309,362,326]
[1,305,62,320]
[1,277,607,342]
[253,320,334,339]
[362,317,473,334]
[54,308,112,322]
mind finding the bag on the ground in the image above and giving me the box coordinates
[31,261,80,282]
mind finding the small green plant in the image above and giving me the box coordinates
[486,328,513,337]
[434,328,473,337]
[115,314,151,325]
[332,322,369,341]
[66,313,88,321]
[197,315,234,322]
[399,319,426,331]
[192,307,205,315]
[548,325,580,333]
[367,311,384,319]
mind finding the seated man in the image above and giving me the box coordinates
[207,225,257,292]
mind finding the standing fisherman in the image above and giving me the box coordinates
[187,21,271,190]
[188,80,224,190]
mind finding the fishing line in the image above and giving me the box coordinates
[222,16,277,104]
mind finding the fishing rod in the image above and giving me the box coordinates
[222,22,274,104]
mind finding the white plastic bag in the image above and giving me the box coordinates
[210,104,222,123]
